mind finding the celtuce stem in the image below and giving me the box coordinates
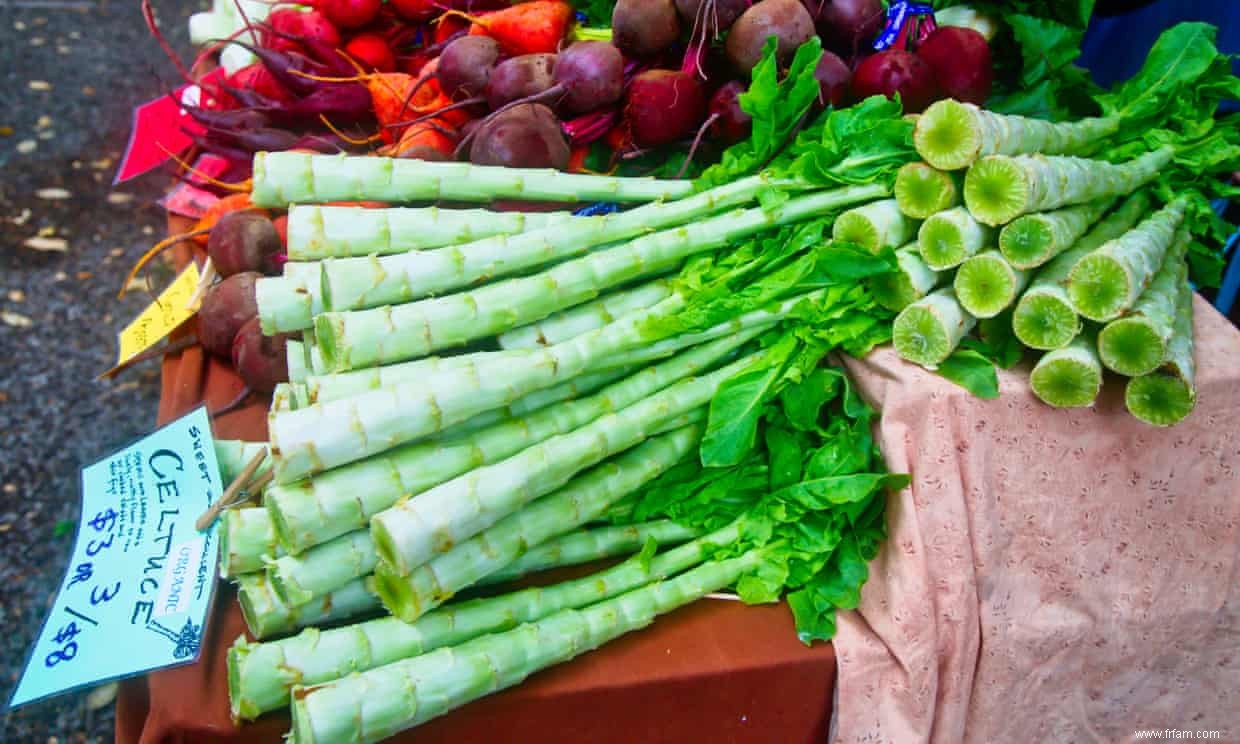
[869,243,942,312]
[234,574,379,641]
[1125,284,1197,426]
[998,197,1114,269]
[892,288,977,368]
[894,162,959,219]
[498,280,674,350]
[917,206,994,270]
[1030,333,1104,408]
[831,198,920,253]
[221,506,283,578]
[256,262,323,334]
[1097,228,1189,375]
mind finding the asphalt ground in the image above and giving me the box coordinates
[1,0,200,739]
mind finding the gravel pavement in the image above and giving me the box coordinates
[1,0,200,740]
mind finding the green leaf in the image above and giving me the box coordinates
[962,312,1025,369]
[1006,14,1083,88]
[790,96,916,189]
[701,339,794,467]
[765,426,804,491]
[936,349,1001,398]
[570,0,615,28]
[769,473,910,510]
[779,367,842,432]
[1098,23,1225,126]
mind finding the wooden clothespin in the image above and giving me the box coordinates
[196,448,272,531]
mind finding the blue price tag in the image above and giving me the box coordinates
[7,407,222,709]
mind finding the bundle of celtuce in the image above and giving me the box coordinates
[214,42,920,743]
[888,22,1240,426]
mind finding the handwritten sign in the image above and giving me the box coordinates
[8,407,222,709]
[112,262,200,372]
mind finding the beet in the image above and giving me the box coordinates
[198,272,260,358]
[344,33,396,73]
[801,0,885,58]
[470,103,570,169]
[485,54,557,109]
[814,50,852,108]
[675,0,748,35]
[916,26,993,105]
[726,0,815,73]
[439,36,502,99]
[852,49,937,113]
[318,0,381,29]
[626,70,706,147]
[265,8,341,51]
[208,212,282,277]
[552,41,625,115]
[231,317,289,394]
[612,0,681,59]
[708,80,752,142]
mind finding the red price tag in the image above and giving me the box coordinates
[113,69,226,185]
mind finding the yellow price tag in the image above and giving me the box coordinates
[112,263,201,371]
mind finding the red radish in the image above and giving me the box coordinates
[916,26,993,104]
[231,317,290,394]
[265,8,341,50]
[726,0,816,73]
[198,272,261,358]
[318,0,381,30]
[485,53,557,109]
[345,33,396,72]
[470,103,570,169]
[228,63,293,104]
[801,0,885,58]
[626,70,706,147]
[852,49,938,113]
[814,50,852,107]
[389,0,438,21]
[438,36,501,99]
[707,80,751,142]
[455,1,573,56]
[208,212,282,276]
[612,0,681,59]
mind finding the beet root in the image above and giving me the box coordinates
[553,41,625,115]
[707,80,752,142]
[626,70,706,147]
[612,0,681,59]
[676,0,748,35]
[438,36,502,99]
[852,49,938,113]
[470,103,570,169]
[208,212,282,277]
[801,0,886,58]
[814,50,852,108]
[231,317,289,394]
[726,0,816,73]
[916,26,993,104]
[198,272,261,358]
[485,53,558,109]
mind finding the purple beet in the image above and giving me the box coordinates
[485,53,558,109]
[613,0,681,59]
[470,103,570,169]
[231,317,289,394]
[438,36,502,99]
[198,272,260,358]
[208,212,282,277]
[726,0,816,73]
[626,70,706,147]
[814,50,852,108]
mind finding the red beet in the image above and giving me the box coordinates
[485,54,557,109]
[389,0,438,21]
[344,33,396,72]
[801,0,885,58]
[317,0,381,29]
[726,0,816,73]
[438,36,501,99]
[814,50,852,107]
[916,26,993,104]
[231,317,289,394]
[198,272,260,358]
[208,212,282,276]
[626,70,706,147]
[613,0,681,59]
[707,80,752,142]
[266,8,341,50]
[852,49,937,113]
[470,103,570,169]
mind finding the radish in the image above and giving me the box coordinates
[318,0,381,30]
[265,8,341,51]
[626,70,706,147]
[853,49,938,113]
[801,0,885,58]
[725,0,815,73]
[916,26,993,105]
[208,212,282,277]
[438,36,501,99]
[814,50,851,108]
[231,317,290,394]
[389,0,438,22]
[199,272,261,358]
[612,0,681,59]
[470,103,570,169]
[344,33,396,73]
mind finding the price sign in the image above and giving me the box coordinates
[8,407,222,709]
[105,262,201,377]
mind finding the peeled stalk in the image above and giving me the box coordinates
[252,152,697,208]
[221,506,283,578]
[271,383,297,412]
[286,339,309,384]
[372,426,702,621]
[998,198,1115,269]
[288,550,762,744]
[1125,285,1196,426]
[315,185,885,371]
[479,520,700,586]
[963,147,1171,226]
[915,99,1120,171]
[1011,192,1150,350]
[234,574,379,641]
[953,250,1030,318]
[257,263,323,334]
[1066,198,1186,321]
[268,530,378,607]
[369,351,762,576]
[499,280,673,350]
[287,205,575,260]
[1097,228,1189,375]
[265,331,756,547]
[894,162,960,219]
[868,243,942,312]
[1029,333,1104,408]
[299,351,511,404]
[304,334,327,375]
[892,289,977,368]
[319,175,771,313]
[831,198,920,253]
[215,440,269,484]
[917,206,995,270]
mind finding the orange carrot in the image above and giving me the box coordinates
[434,13,471,45]
[192,193,264,246]
[449,1,572,56]
[384,122,458,160]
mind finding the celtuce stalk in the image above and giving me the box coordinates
[998,198,1115,269]
[252,151,697,207]
[257,263,323,334]
[372,425,702,621]
[288,550,762,744]
[369,352,761,577]
[892,289,977,368]
[268,530,378,607]
[478,520,700,586]
[953,250,1030,318]
[1011,192,1150,349]
[298,351,512,404]
[1097,228,1189,375]
[314,185,884,371]
[234,574,379,641]
[963,147,1172,226]
[287,205,575,260]
[894,162,959,219]
[286,339,309,384]
[304,335,327,375]
[319,175,770,313]
[869,243,942,312]
[1125,285,1197,426]
[230,521,737,720]
[265,331,756,547]
[498,280,673,350]
[215,440,269,484]
[271,383,296,412]
[917,206,995,270]
[1066,198,1186,321]
[1030,333,1104,408]
[221,506,283,578]
[915,99,1120,170]
[831,198,920,253]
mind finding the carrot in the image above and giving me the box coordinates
[192,193,264,246]
[434,14,471,45]
[384,122,458,160]
[568,145,590,174]
[450,1,573,56]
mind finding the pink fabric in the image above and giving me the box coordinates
[835,295,1240,744]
